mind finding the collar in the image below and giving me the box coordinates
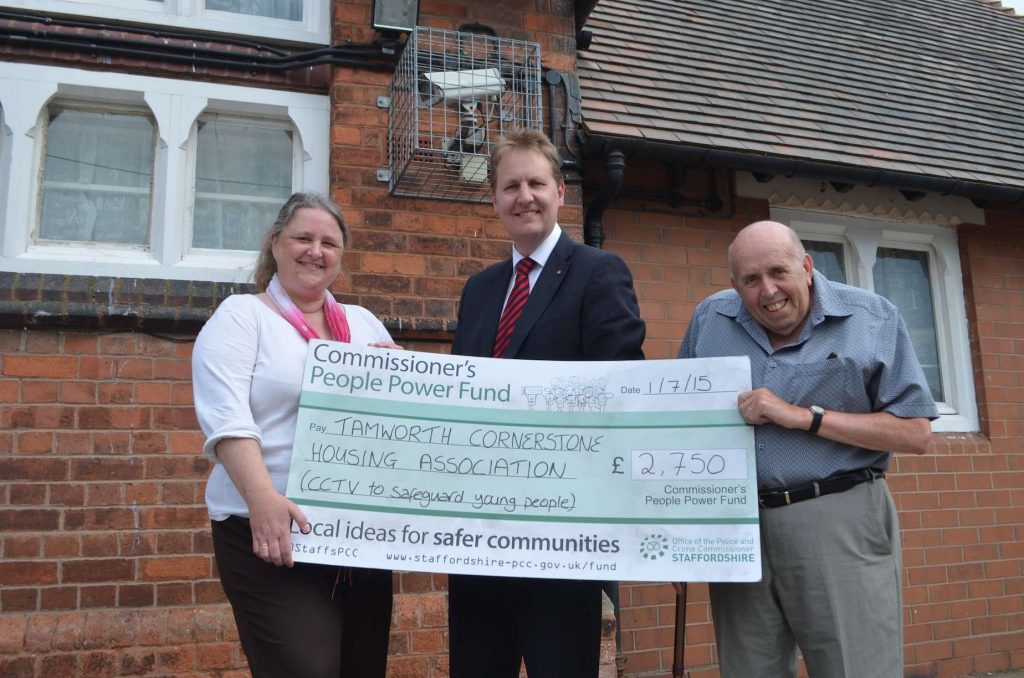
[512,224,562,269]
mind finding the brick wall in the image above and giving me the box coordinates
[0,328,470,678]
[4,1,1021,676]
[600,190,1024,678]
[2,1,591,675]
[8,193,1020,678]
[326,0,583,335]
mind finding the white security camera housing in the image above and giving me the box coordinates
[419,67,505,107]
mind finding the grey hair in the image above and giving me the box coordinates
[252,192,349,291]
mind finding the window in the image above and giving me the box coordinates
[873,248,943,403]
[191,116,295,251]
[39,107,155,246]
[0,62,329,283]
[779,208,978,433]
[205,0,303,21]
[6,0,329,45]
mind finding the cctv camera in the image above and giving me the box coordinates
[418,67,505,107]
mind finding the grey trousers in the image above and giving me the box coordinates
[710,478,903,678]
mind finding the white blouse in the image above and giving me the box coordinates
[192,294,393,520]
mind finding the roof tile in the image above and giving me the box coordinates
[580,0,1024,189]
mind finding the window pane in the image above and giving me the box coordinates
[802,239,846,284]
[39,108,154,245]
[873,248,944,402]
[205,0,302,20]
[192,119,293,251]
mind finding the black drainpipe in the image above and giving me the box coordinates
[586,148,626,673]
[583,149,626,248]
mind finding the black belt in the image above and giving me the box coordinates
[758,468,885,509]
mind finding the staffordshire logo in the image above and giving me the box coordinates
[639,533,668,560]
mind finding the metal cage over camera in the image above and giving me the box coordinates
[383,26,543,203]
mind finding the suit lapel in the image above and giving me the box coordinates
[504,232,573,358]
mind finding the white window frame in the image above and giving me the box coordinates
[775,207,979,433]
[5,0,330,46]
[0,62,329,283]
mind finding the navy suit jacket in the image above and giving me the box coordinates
[452,230,645,361]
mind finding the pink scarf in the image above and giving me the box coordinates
[267,274,351,343]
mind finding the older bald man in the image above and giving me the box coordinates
[678,221,937,677]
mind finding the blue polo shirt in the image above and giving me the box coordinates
[678,270,938,489]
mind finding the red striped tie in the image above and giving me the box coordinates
[492,257,536,358]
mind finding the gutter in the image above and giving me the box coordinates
[582,134,1024,208]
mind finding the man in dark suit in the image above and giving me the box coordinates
[449,128,646,677]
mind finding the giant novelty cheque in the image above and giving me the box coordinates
[288,342,760,582]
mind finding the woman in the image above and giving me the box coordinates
[193,192,397,677]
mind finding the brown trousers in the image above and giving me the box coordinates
[211,516,393,678]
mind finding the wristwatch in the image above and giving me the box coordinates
[808,405,825,434]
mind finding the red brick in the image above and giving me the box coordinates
[408,628,445,654]
[0,656,33,677]
[62,334,99,354]
[40,586,78,611]
[153,359,193,381]
[140,556,209,581]
[132,432,167,454]
[125,482,160,505]
[97,383,134,405]
[77,358,117,379]
[118,584,154,607]
[3,535,41,558]
[171,382,194,405]
[0,561,57,585]
[398,571,432,594]
[0,458,68,481]
[119,649,157,675]
[0,379,18,402]
[420,592,447,627]
[9,483,47,505]
[62,559,135,583]
[42,535,79,558]
[80,650,117,677]
[50,483,85,506]
[39,653,78,676]
[85,483,124,506]
[152,407,199,430]
[197,642,239,670]
[54,431,93,455]
[1,588,39,612]
[22,380,59,402]
[69,458,145,482]
[3,356,77,378]
[80,586,116,609]
[94,432,131,455]
[15,431,55,455]
[142,507,208,529]
[135,382,170,404]
[155,582,193,607]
